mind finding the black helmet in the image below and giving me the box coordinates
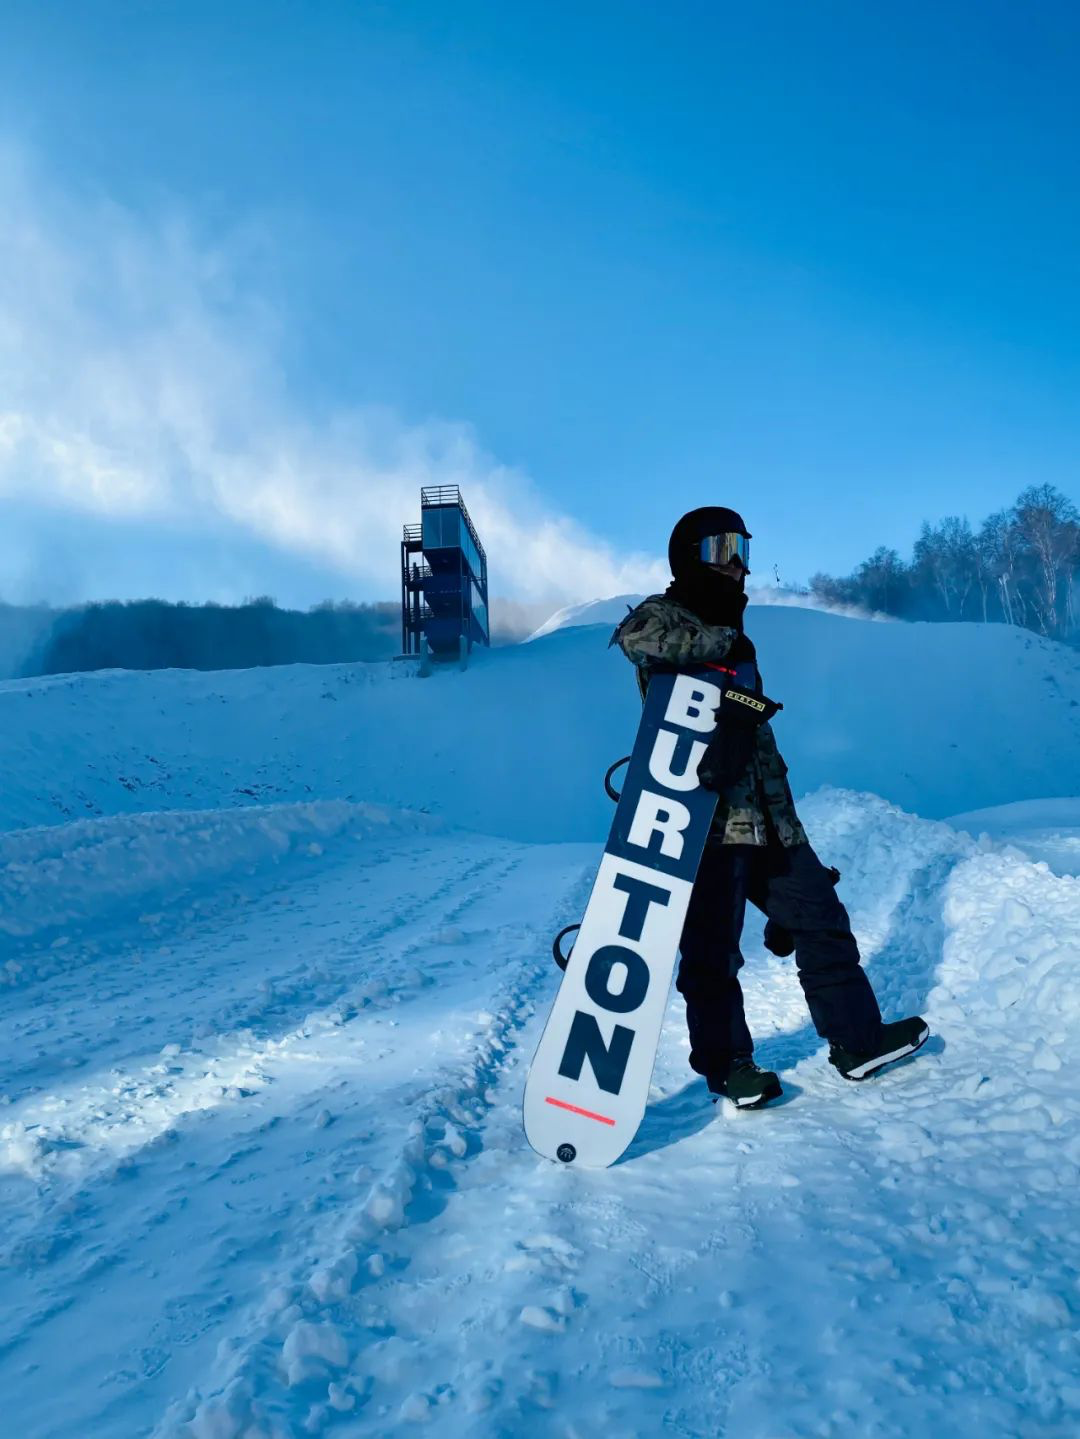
[665,506,752,626]
[668,507,751,579]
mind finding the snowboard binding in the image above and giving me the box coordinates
[604,755,631,802]
[552,923,578,972]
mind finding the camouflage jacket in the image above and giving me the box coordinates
[609,594,807,848]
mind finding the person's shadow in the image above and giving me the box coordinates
[619,1076,805,1163]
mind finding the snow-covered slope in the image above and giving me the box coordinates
[2,608,1078,844]
[1,612,1078,1438]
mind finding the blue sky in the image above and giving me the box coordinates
[1,1,1078,613]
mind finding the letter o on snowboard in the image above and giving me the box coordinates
[584,945,650,1014]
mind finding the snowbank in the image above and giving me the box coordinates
[0,800,435,967]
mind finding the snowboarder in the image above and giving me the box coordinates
[610,507,929,1108]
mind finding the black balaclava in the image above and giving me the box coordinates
[665,506,751,628]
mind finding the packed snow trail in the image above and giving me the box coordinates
[99,794,1072,1439]
[0,813,594,1439]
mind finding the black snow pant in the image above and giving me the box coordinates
[675,836,883,1085]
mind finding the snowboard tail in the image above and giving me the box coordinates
[523,668,724,1168]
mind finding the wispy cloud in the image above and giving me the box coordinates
[0,147,667,607]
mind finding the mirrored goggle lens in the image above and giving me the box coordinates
[699,533,750,567]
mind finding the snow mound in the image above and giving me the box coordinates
[525,593,642,641]
[528,588,887,640]
[939,847,1080,1055]
[0,800,434,967]
[948,797,1080,876]
[2,608,1076,843]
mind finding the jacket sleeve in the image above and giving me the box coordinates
[609,598,739,669]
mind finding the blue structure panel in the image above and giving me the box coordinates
[422,508,484,582]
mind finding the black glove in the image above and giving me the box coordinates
[697,682,783,795]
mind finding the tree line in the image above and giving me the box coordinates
[808,485,1080,644]
[19,597,401,677]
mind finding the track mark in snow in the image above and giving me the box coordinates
[0,841,533,1198]
[0,835,593,1439]
[152,851,596,1439]
[152,794,1080,1439]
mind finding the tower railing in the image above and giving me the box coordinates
[420,486,486,563]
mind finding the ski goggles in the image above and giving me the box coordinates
[698,532,750,569]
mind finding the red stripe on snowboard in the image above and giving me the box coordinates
[545,1096,616,1126]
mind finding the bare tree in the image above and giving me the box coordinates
[996,514,1030,629]
[911,519,977,618]
[855,547,909,614]
[974,512,1009,624]
[809,485,1080,646]
[1011,485,1080,639]
[809,571,859,609]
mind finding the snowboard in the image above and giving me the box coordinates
[523,666,725,1168]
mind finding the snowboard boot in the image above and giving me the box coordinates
[710,1060,783,1109]
[829,1017,930,1081]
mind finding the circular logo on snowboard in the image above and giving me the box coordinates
[556,1143,577,1163]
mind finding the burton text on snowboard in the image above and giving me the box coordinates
[523,667,723,1167]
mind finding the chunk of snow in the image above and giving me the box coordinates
[519,1306,566,1333]
[308,1251,358,1303]
[398,1392,432,1422]
[281,1321,349,1386]
[364,1182,406,1230]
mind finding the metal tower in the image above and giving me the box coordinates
[401,486,490,660]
